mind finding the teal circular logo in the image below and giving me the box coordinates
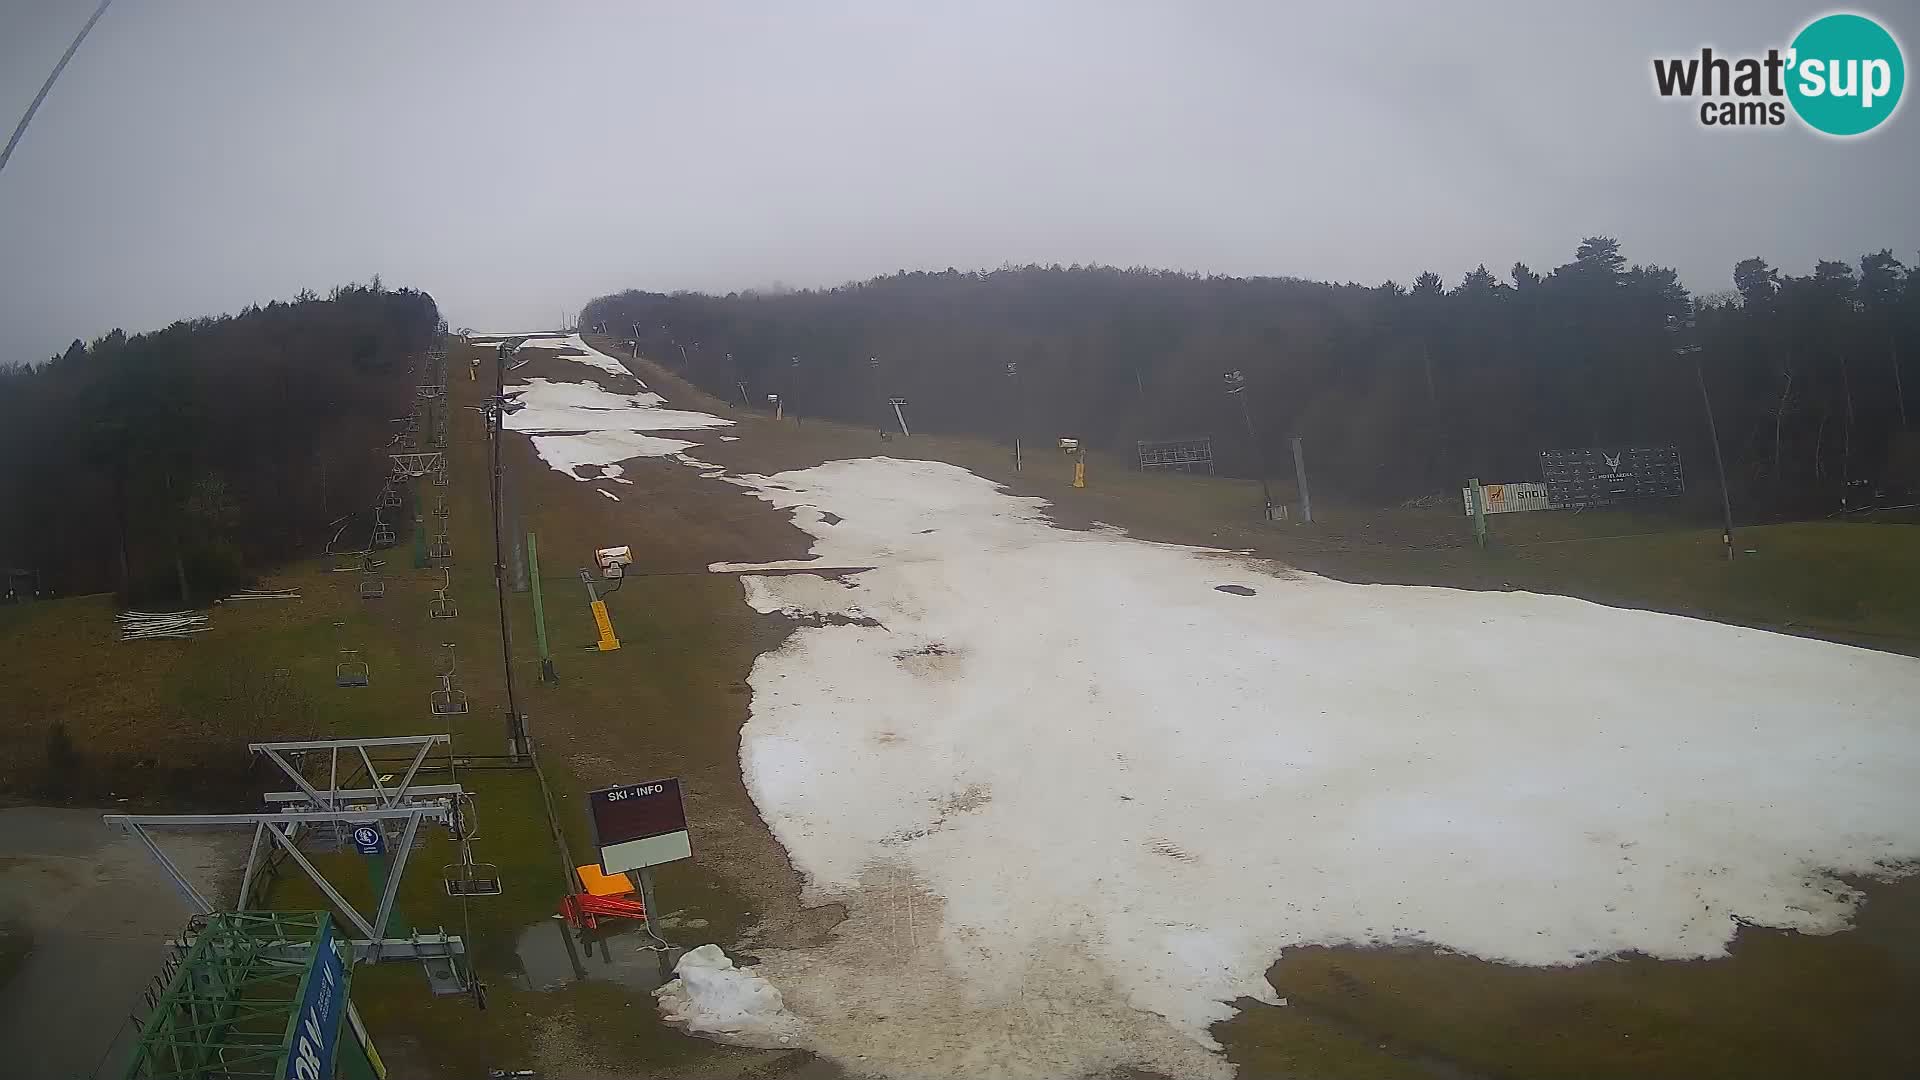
[1787,13,1904,136]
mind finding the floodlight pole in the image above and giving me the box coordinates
[1006,361,1024,472]
[1670,307,1734,560]
[1225,371,1275,520]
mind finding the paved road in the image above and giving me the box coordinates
[0,806,234,1080]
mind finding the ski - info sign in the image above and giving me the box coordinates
[588,778,692,874]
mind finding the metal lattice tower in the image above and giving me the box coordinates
[120,910,349,1080]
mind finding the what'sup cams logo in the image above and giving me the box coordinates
[1654,12,1904,135]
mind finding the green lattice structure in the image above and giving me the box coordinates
[121,910,375,1080]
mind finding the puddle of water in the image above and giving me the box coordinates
[514,918,682,993]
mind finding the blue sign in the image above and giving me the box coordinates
[285,920,346,1080]
[349,824,385,856]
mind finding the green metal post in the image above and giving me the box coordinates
[528,531,556,683]
[411,488,427,569]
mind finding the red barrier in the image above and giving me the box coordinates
[559,891,648,930]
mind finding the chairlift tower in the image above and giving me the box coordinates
[105,735,492,1000]
[119,910,379,1080]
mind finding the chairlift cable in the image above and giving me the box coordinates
[0,0,114,177]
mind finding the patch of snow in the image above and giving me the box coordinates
[741,575,867,619]
[718,455,1920,1079]
[505,380,729,441]
[654,944,803,1049]
[513,332,637,380]
[504,378,670,420]
[502,371,730,482]
[528,431,697,480]
[720,435,741,442]
[597,489,620,502]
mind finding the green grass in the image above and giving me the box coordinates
[1233,874,1920,1079]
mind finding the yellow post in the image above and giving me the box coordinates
[591,599,621,651]
[1072,450,1086,489]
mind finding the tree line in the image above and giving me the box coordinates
[582,239,1919,516]
[0,281,441,604]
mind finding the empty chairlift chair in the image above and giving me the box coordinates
[372,509,396,548]
[381,486,402,509]
[442,796,500,896]
[358,572,385,600]
[335,649,370,688]
[428,532,452,561]
[429,643,469,716]
[445,856,501,897]
[429,568,457,618]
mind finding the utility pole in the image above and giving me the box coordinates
[491,341,530,760]
[1223,370,1275,521]
[1670,305,1735,560]
[788,356,801,424]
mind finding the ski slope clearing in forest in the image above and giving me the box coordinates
[710,456,1920,1080]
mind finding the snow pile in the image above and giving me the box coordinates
[715,455,1920,1078]
[654,944,804,1048]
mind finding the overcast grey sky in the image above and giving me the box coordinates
[1,1,1914,362]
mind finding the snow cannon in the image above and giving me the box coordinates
[596,546,633,580]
